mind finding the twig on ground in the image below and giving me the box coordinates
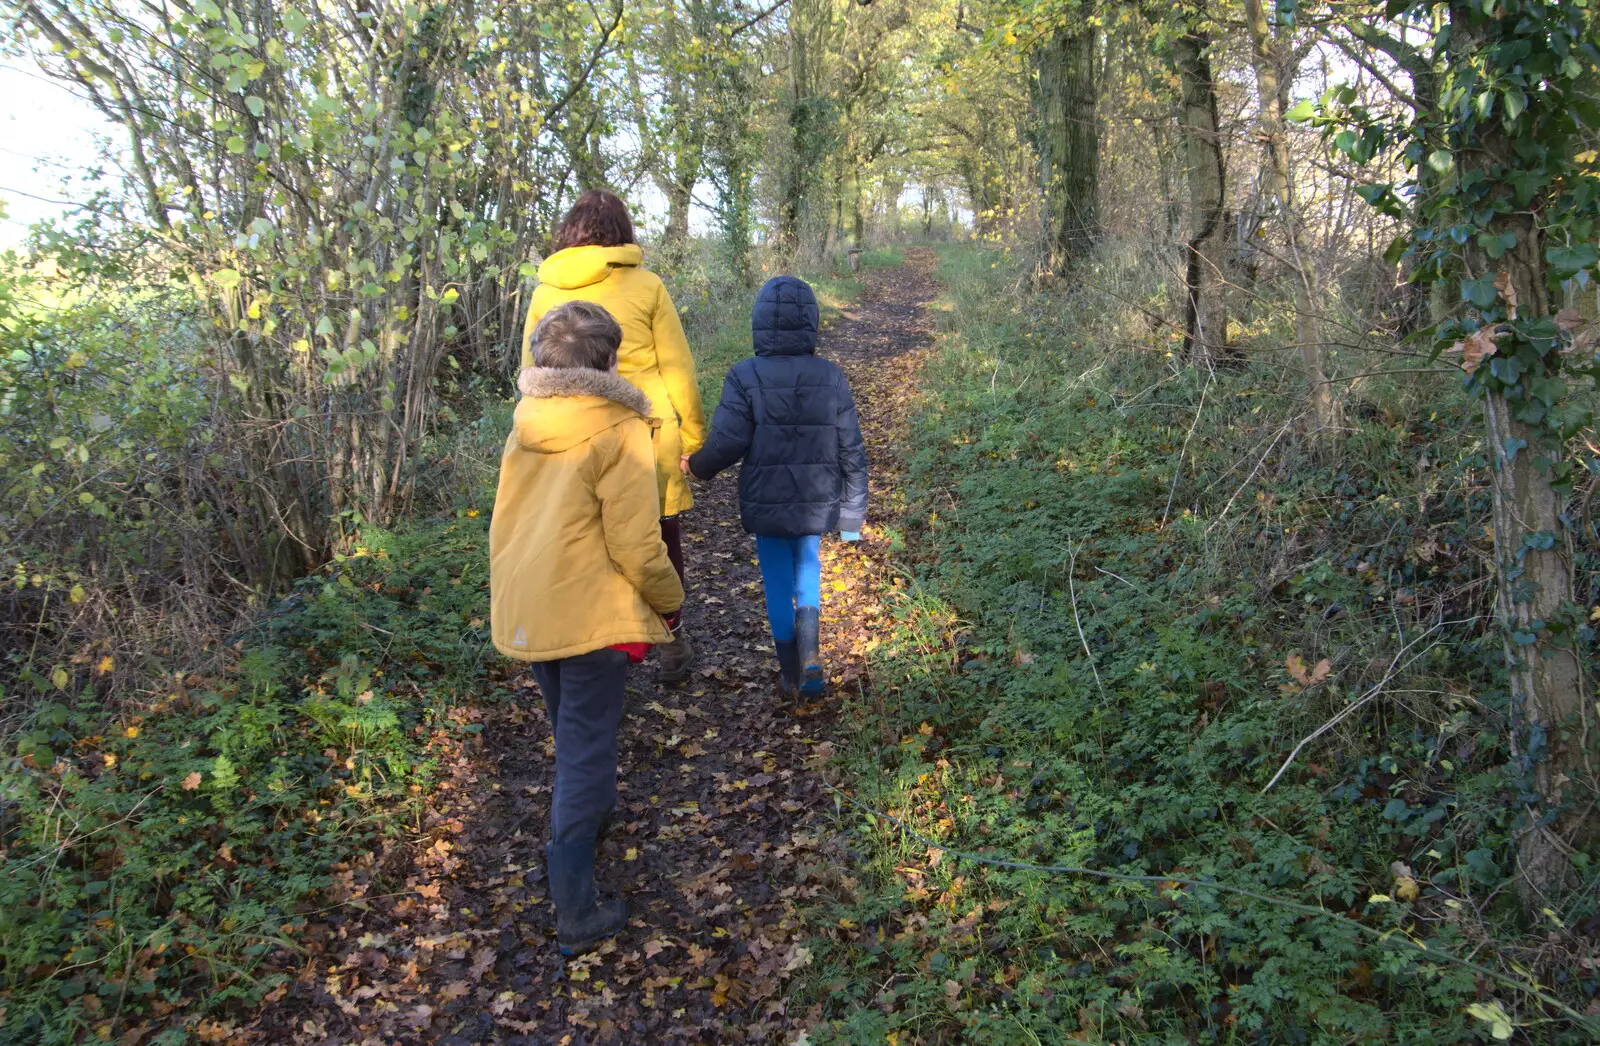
[1261,617,1477,794]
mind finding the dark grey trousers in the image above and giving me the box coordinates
[530,647,628,845]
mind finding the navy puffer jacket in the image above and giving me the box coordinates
[688,276,868,537]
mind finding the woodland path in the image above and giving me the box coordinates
[254,249,940,1045]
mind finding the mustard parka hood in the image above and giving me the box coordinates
[536,244,644,290]
[514,365,653,453]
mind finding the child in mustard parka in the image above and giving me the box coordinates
[491,300,684,955]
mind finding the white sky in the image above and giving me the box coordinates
[0,62,119,246]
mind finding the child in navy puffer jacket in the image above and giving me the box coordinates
[687,276,868,697]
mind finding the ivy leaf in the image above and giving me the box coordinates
[1502,87,1526,123]
[213,268,242,290]
[1461,275,1498,309]
[1426,149,1453,175]
[245,95,265,118]
[1546,243,1598,279]
[1477,231,1516,259]
[283,8,309,34]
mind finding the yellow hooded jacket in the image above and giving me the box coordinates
[522,244,706,517]
[490,366,685,662]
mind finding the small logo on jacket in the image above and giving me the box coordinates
[512,627,528,648]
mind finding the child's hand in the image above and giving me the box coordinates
[679,454,692,476]
[840,530,861,542]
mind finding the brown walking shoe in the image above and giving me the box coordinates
[659,626,694,683]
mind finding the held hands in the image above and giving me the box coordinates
[679,454,692,476]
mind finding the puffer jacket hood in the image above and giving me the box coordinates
[752,275,820,357]
[536,244,644,290]
[687,274,868,537]
[514,367,654,454]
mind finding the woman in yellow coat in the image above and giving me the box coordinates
[522,190,706,680]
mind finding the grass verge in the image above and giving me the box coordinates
[801,242,1600,1045]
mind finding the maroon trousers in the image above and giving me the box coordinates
[660,516,685,630]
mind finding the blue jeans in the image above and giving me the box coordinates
[755,534,822,642]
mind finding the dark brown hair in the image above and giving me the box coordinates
[531,301,623,371]
[551,190,636,253]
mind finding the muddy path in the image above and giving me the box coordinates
[253,248,939,1045]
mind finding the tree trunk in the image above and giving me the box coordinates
[1244,0,1341,439]
[885,174,903,241]
[1173,24,1229,364]
[1449,2,1593,909]
[1032,28,1099,274]
[1151,117,1183,245]
[660,177,694,273]
[852,166,865,250]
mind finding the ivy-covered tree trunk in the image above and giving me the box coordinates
[1032,27,1099,274]
[1172,22,1228,364]
[1447,3,1593,909]
[661,177,695,272]
[1244,0,1342,440]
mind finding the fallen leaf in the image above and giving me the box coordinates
[181,772,202,791]
[469,946,496,980]
[1493,271,1518,318]
[781,945,812,973]
[1448,324,1502,376]
[1557,307,1584,332]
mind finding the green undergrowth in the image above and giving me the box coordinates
[804,244,1600,1044]
[0,518,499,1044]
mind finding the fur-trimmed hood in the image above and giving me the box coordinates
[513,366,656,455]
[518,365,653,416]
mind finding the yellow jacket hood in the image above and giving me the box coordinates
[514,366,655,453]
[536,244,644,290]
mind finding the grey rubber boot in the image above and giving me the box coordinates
[659,626,694,684]
[546,837,628,956]
[795,607,825,696]
[774,639,801,700]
